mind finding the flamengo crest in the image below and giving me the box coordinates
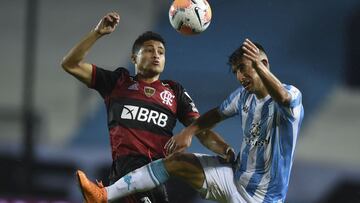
[160,90,175,106]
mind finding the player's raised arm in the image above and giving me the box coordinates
[242,38,291,106]
[61,12,120,86]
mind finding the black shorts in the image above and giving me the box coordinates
[109,155,169,203]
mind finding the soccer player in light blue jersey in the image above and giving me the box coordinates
[76,39,304,203]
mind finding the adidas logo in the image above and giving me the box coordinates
[128,83,138,90]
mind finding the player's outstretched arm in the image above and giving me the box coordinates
[61,12,120,86]
[165,107,225,155]
[242,39,291,106]
[196,130,235,163]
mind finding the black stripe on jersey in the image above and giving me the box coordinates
[162,80,200,126]
[108,98,176,137]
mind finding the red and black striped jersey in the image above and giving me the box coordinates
[89,65,200,160]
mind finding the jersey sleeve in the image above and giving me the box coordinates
[219,87,243,118]
[277,85,303,119]
[89,65,129,98]
[166,81,200,126]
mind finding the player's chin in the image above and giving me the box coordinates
[243,84,251,91]
[149,66,164,74]
[245,86,256,93]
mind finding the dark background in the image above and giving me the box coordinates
[1,0,360,202]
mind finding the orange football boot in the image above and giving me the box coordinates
[76,170,107,203]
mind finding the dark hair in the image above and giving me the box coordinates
[132,31,166,54]
[227,42,266,66]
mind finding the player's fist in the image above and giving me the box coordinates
[242,38,264,69]
[165,131,193,155]
[94,12,120,35]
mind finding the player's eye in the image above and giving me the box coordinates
[144,48,154,53]
[237,65,246,72]
[232,67,240,75]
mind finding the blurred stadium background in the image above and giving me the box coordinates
[1,0,360,202]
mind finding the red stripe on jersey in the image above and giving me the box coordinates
[186,112,200,119]
[110,78,178,115]
[110,125,170,160]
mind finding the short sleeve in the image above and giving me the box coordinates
[89,65,129,98]
[277,85,303,119]
[164,81,200,126]
[219,87,243,118]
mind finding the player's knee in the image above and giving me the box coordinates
[164,153,199,176]
[164,153,205,189]
[164,152,184,169]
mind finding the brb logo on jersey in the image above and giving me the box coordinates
[160,90,175,106]
[121,105,168,127]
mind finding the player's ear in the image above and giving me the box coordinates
[131,54,136,64]
[261,58,269,69]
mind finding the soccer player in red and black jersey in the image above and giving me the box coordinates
[62,12,233,203]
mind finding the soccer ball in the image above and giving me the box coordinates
[169,0,212,35]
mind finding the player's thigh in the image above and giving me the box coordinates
[164,152,205,189]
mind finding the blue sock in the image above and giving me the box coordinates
[147,159,170,185]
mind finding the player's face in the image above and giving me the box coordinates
[134,40,165,77]
[231,57,263,92]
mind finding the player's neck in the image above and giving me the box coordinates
[255,88,269,100]
[136,74,160,84]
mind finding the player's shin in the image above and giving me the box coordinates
[106,159,169,202]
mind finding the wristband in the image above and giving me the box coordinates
[225,146,234,155]
[220,146,234,159]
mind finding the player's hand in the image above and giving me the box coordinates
[218,147,236,164]
[94,12,120,35]
[241,38,264,69]
[164,130,193,155]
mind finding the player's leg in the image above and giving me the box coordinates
[108,156,169,203]
[76,152,205,203]
[164,152,205,190]
[191,153,245,203]
[120,184,168,203]
[105,153,205,201]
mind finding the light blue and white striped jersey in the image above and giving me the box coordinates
[219,84,304,203]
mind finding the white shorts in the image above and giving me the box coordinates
[194,153,247,203]
[194,154,284,203]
